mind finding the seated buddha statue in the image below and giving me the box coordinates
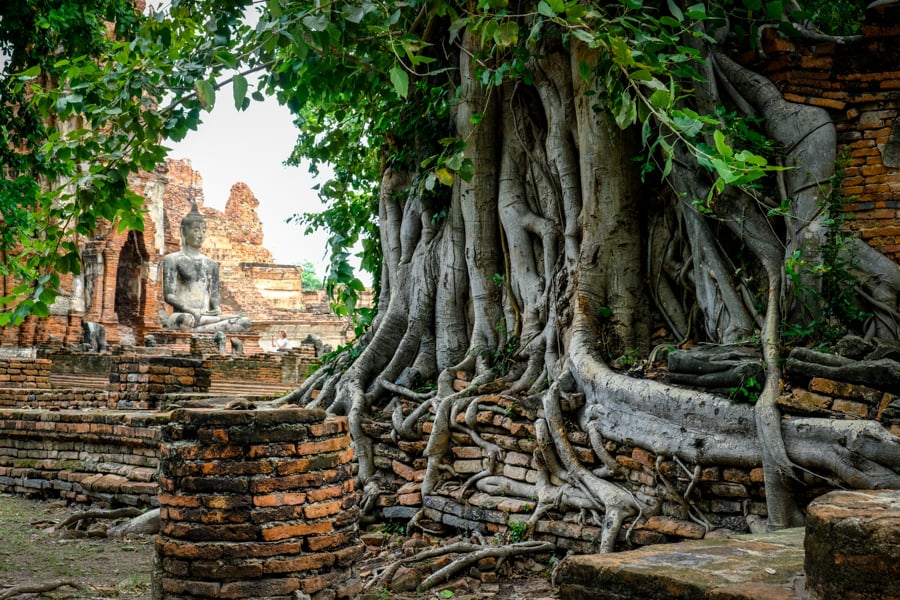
[160,204,251,333]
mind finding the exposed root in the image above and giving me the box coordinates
[0,580,81,599]
[52,506,143,532]
[418,540,555,590]
[655,455,711,534]
[364,539,556,593]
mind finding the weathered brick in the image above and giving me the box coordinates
[303,499,342,519]
[261,520,333,541]
[263,552,335,574]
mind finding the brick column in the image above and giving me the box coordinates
[155,408,362,600]
[805,489,900,600]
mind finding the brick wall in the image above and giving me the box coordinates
[0,409,164,505]
[748,2,900,262]
[156,409,363,600]
[0,358,51,389]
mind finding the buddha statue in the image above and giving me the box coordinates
[160,204,251,333]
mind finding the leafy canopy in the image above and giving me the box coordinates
[0,0,858,325]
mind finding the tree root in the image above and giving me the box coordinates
[53,506,143,532]
[0,580,81,599]
[364,539,555,593]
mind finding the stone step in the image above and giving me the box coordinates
[50,372,294,398]
[50,373,109,389]
[207,380,295,396]
[556,528,807,600]
[557,489,900,600]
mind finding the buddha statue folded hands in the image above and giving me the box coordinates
[160,204,251,333]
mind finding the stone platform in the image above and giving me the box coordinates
[556,528,806,600]
[556,489,900,600]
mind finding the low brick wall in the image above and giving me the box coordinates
[206,347,318,388]
[110,355,211,410]
[155,408,363,600]
[378,372,899,550]
[780,376,900,436]
[406,395,767,551]
[0,357,51,389]
[0,409,165,505]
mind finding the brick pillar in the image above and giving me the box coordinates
[98,244,121,344]
[110,355,211,410]
[155,408,363,600]
[805,489,900,600]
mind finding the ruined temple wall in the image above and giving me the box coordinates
[0,356,896,551]
[0,408,164,505]
[747,2,900,263]
[155,158,283,323]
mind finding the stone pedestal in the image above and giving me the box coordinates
[805,489,900,600]
[110,355,211,410]
[155,408,363,600]
[151,331,263,356]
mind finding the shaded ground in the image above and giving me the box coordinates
[0,494,558,600]
[0,494,153,599]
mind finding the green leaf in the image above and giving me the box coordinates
[302,14,328,32]
[32,301,50,318]
[578,60,591,83]
[649,89,671,109]
[713,129,733,158]
[16,65,41,79]
[685,3,707,19]
[232,75,248,110]
[389,65,409,99]
[195,80,216,109]
[214,50,237,69]
[458,158,476,182]
[667,0,684,21]
[614,95,636,128]
[495,22,519,48]
[571,29,595,44]
[547,0,566,13]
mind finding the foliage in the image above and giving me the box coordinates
[298,260,324,290]
[728,373,762,403]
[0,0,870,331]
[782,152,871,345]
[507,519,528,543]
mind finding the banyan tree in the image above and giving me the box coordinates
[3,0,900,554]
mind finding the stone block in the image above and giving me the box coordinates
[805,489,900,600]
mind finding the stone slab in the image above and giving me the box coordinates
[556,528,806,600]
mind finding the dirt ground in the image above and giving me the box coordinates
[0,494,558,600]
[0,494,154,599]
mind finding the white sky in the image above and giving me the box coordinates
[166,94,333,279]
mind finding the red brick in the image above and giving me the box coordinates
[253,492,307,507]
[296,436,349,456]
[218,577,300,599]
[303,500,341,519]
[261,521,333,541]
[263,552,335,574]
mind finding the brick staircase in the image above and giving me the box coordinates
[50,371,293,398]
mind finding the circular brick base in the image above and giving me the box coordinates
[154,408,363,600]
[805,489,900,600]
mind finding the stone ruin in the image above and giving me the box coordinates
[0,156,370,355]
[2,5,900,599]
